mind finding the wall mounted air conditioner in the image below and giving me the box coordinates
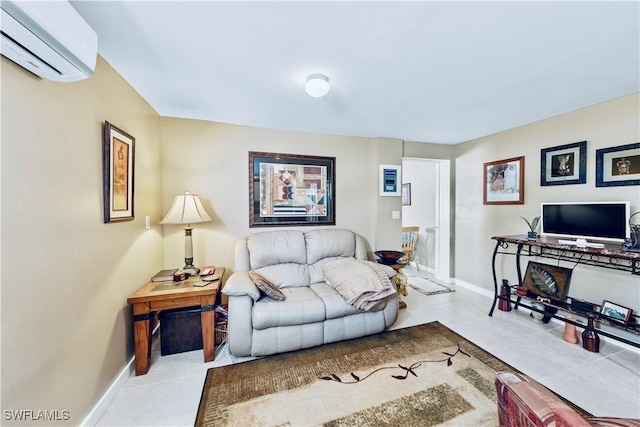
[0,0,97,82]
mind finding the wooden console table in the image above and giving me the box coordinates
[488,235,639,348]
[127,267,225,375]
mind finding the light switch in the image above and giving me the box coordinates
[392,211,400,220]
[145,216,151,229]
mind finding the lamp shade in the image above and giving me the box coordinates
[160,192,212,225]
[305,74,330,97]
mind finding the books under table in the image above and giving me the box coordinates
[151,268,178,282]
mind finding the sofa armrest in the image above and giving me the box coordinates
[222,272,261,301]
[495,371,591,427]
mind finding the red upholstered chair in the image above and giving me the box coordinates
[495,372,640,427]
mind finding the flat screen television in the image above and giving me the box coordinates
[540,201,630,243]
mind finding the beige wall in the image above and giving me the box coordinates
[1,57,163,425]
[158,118,386,273]
[453,93,640,323]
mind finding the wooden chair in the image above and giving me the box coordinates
[401,226,419,270]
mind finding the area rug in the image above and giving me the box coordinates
[196,322,530,426]
[408,276,455,296]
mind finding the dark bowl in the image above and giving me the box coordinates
[374,250,405,265]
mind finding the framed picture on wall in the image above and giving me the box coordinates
[402,183,411,206]
[540,141,586,186]
[249,151,335,227]
[379,164,401,196]
[596,142,640,187]
[483,156,524,205]
[103,121,135,223]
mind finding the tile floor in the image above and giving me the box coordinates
[95,268,640,426]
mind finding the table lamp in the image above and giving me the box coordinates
[160,192,212,275]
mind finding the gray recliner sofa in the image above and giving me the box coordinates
[222,228,399,357]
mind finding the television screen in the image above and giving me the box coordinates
[541,202,630,242]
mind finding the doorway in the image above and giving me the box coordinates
[402,157,451,282]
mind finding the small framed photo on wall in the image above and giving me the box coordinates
[540,141,586,186]
[401,183,411,206]
[379,165,401,196]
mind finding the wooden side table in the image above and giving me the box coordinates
[126,267,225,375]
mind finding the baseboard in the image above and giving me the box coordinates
[80,324,160,426]
[79,355,135,427]
[453,278,494,299]
[416,263,432,273]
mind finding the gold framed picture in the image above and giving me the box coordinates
[103,121,135,223]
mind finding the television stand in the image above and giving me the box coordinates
[488,235,640,349]
[556,238,605,248]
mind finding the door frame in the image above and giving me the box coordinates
[402,157,451,282]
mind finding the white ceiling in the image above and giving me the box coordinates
[71,1,640,145]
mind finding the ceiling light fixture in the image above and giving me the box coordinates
[305,74,330,98]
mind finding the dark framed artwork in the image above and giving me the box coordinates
[103,121,135,223]
[540,141,586,186]
[600,300,633,324]
[402,183,411,206]
[249,151,335,227]
[523,261,572,303]
[483,156,524,205]
[596,142,640,187]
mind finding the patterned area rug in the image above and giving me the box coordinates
[196,322,523,426]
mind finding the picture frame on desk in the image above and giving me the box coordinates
[600,300,633,324]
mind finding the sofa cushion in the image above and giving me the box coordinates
[253,263,310,288]
[248,270,285,301]
[252,287,326,329]
[247,230,307,269]
[308,256,353,286]
[305,229,356,265]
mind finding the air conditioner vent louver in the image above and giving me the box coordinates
[0,0,97,82]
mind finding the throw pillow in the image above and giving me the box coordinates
[248,270,285,301]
